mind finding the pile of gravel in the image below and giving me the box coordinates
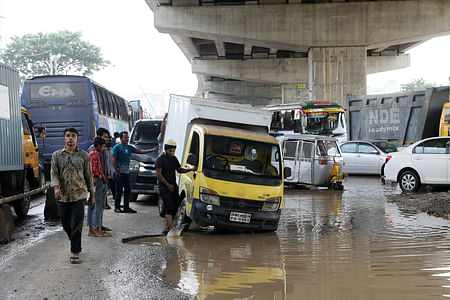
[387,192,450,219]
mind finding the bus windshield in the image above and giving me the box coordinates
[203,135,282,186]
[305,112,346,135]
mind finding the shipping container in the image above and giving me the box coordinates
[346,86,449,145]
[0,64,23,171]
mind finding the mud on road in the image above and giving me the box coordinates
[387,191,450,219]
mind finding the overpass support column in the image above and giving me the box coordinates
[309,47,367,106]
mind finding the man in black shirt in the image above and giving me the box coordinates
[156,139,196,234]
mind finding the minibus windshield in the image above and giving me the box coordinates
[203,135,283,186]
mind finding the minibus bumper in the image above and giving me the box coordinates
[190,198,281,231]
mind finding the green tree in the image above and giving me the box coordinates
[400,78,436,92]
[1,30,110,81]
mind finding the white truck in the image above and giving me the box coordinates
[162,95,290,232]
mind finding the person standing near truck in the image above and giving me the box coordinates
[156,140,196,234]
[112,131,157,213]
[51,127,94,264]
[87,137,111,237]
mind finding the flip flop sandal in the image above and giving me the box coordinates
[102,226,112,232]
[70,256,81,264]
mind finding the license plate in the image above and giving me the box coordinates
[229,212,251,223]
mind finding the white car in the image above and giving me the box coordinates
[384,137,450,192]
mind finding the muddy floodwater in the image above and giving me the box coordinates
[130,177,450,299]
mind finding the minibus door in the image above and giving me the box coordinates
[282,140,298,182]
[298,141,313,184]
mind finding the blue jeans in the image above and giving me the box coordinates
[115,172,131,210]
[87,180,107,229]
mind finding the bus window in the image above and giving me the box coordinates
[103,89,111,117]
[112,96,118,118]
[95,86,104,115]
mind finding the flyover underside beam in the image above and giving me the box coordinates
[367,54,410,74]
[192,58,309,84]
[155,1,450,49]
[204,80,281,99]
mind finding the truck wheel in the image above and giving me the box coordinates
[399,170,420,193]
[39,171,47,195]
[174,198,191,228]
[130,193,138,202]
[13,178,31,217]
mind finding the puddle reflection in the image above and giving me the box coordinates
[129,177,450,299]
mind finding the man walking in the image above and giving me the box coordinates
[112,131,157,213]
[156,140,196,234]
[51,127,94,264]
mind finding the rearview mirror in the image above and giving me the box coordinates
[37,127,46,138]
[187,153,199,166]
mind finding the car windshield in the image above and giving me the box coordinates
[130,122,161,144]
[203,135,282,178]
[372,141,398,153]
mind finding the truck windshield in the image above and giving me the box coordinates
[203,135,282,186]
[130,122,161,145]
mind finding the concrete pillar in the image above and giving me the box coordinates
[309,47,367,106]
[281,84,310,104]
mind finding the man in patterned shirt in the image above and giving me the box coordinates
[51,127,94,264]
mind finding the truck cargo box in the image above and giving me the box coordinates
[165,95,272,162]
[0,64,23,171]
[346,86,449,145]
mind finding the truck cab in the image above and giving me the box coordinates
[178,124,284,231]
[128,119,162,201]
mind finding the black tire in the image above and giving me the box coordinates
[130,193,138,202]
[13,178,31,217]
[399,170,420,193]
[174,198,191,228]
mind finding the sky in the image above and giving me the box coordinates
[1,0,449,113]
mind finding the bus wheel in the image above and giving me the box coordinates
[130,193,138,202]
[14,178,31,218]
[174,198,191,229]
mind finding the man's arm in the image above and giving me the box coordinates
[136,146,158,154]
[177,167,197,174]
[112,154,119,177]
[84,154,95,205]
[50,153,61,200]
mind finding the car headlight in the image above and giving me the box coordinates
[130,159,140,171]
[261,197,281,212]
[199,187,220,206]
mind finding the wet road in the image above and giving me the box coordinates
[130,177,450,299]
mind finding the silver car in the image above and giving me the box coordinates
[340,140,398,175]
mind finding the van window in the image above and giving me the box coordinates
[130,122,161,145]
[300,142,313,159]
[283,141,297,160]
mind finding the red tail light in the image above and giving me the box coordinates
[385,155,392,164]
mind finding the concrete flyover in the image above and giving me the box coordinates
[145,0,450,107]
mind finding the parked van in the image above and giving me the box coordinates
[278,134,344,189]
[164,95,290,232]
[129,119,162,201]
